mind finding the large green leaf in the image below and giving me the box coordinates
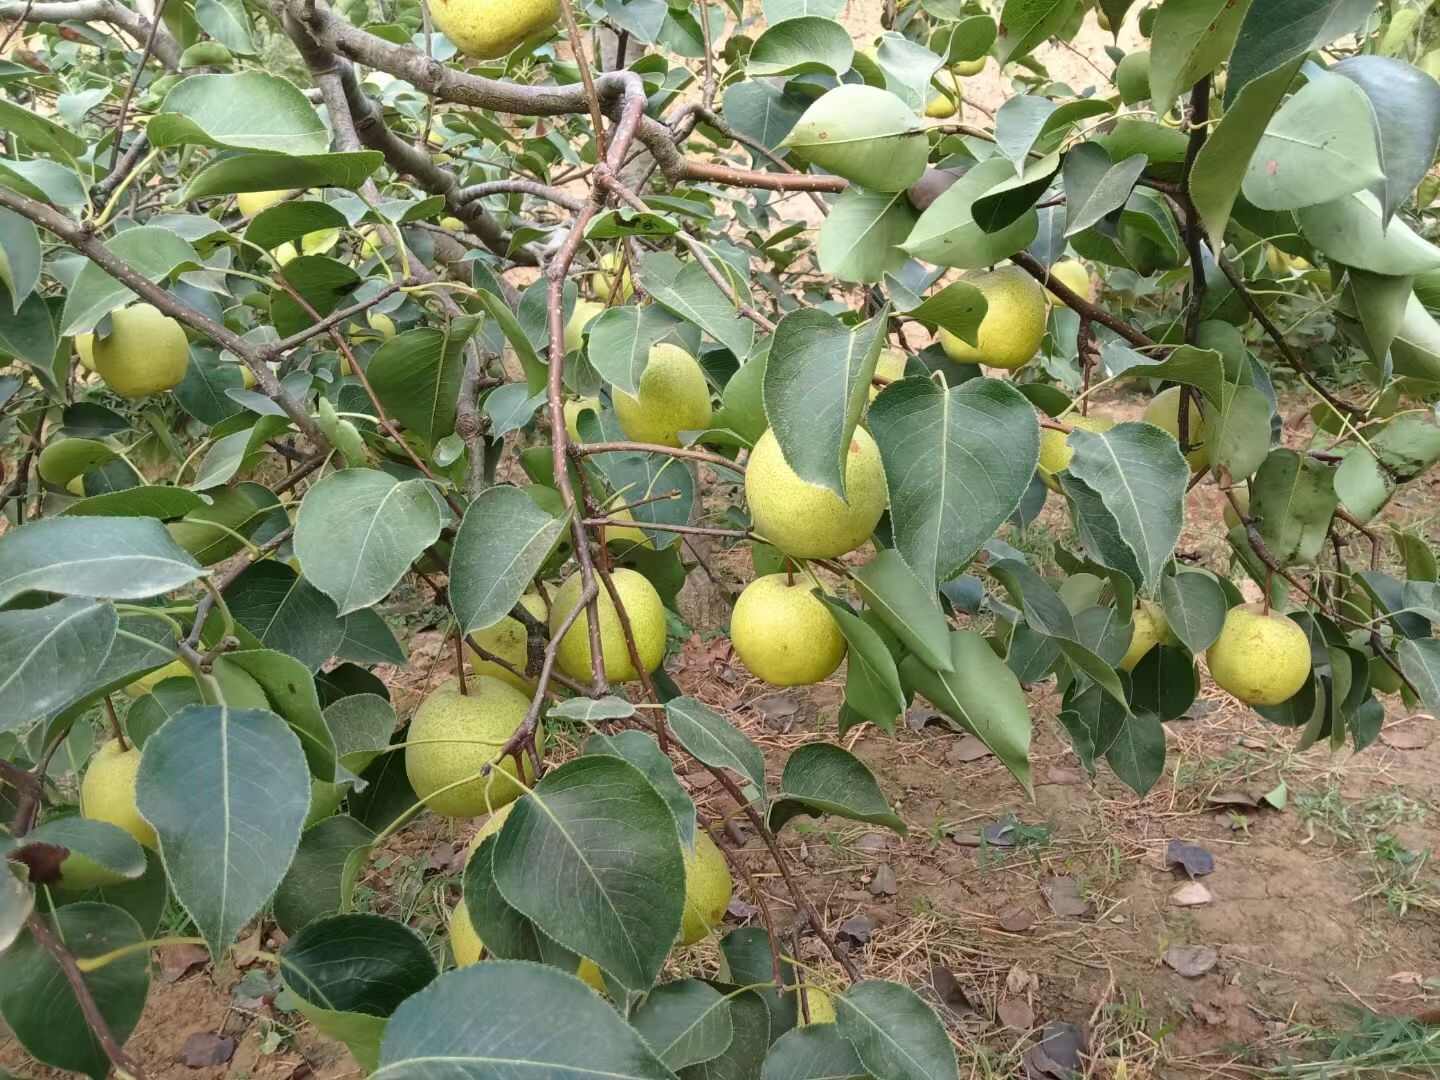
[763,307,887,498]
[868,376,1039,587]
[375,962,676,1080]
[1226,0,1374,106]
[1159,570,1228,654]
[995,0,1079,65]
[0,903,149,1080]
[273,815,375,935]
[295,469,444,616]
[850,549,954,673]
[194,0,255,52]
[721,81,808,153]
[899,631,1033,790]
[0,516,202,605]
[1063,423,1189,591]
[1333,55,1440,226]
[818,190,917,285]
[1298,190,1440,276]
[749,16,854,77]
[450,485,568,635]
[135,705,310,955]
[638,253,757,361]
[1251,448,1339,567]
[0,207,40,313]
[149,72,330,153]
[768,743,905,835]
[680,988,773,1080]
[224,561,345,672]
[820,596,907,732]
[888,279,987,346]
[367,321,478,447]
[21,818,146,891]
[492,756,685,991]
[1062,144,1147,238]
[0,99,86,157]
[762,1025,867,1080]
[633,980,735,1070]
[1398,638,1440,717]
[57,227,199,336]
[182,152,383,199]
[835,980,958,1080]
[664,697,767,805]
[1148,0,1254,116]
[587,305,682,397]
[219,650,339,780]
[584,730,698,853]
[782,86,926,193]
[903,158,1039,269]
[0,598,116,733]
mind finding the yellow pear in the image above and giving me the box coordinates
[440,216,465,232]
[404,676,541,816]
[464,803,515,855]
[563,396,599,441]
[870,347,907,401]
[937,267,1047,370]
[1143,385,1211,472]
[93,304,190,398]
[1119,600,1173,671]
[368,311,397,339]
[1206,606,1311,706]
[123,658,190,698]
[467,593,547,691]
[1037,414,1115,491]
[564,299,604,354]
[273,242,299,266]
[952,58,986,76]
[800,988,838,1025]
[75,332,96,372]
[449,898,605,989]
[428,0,560,59]
[613,344,713,448]
[1116,50,1152,105]
[66,475,86,496]
[550,567,667,683]
[236,189,296,217]
[730,575,846,686]
[1046,259,1093,304]
[592,252,634,304]
[679,831,733,946]
[745,427,887,559]
[81,741,157,850]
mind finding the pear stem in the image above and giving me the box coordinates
[103,695,128,751]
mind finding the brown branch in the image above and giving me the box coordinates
[107,0,169,172]
[575,441,744,476]
[264,279,407,358]
[0,0,179,67]
[455,179,585,213]
[1011,252,1157,351]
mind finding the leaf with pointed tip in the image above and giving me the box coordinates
[850,549,953,673]
[995,0,1081,66]
[585,730,697,852]
[1399,638,1440,717]
[149,72,329,153]
[58,227,199,336]
[1333,55,1440,226]
[638,253,756,361]
[588,305,683,397]
[550,695,638,723]
[835,980,958,1080]
[1148,0,1254,117]
[1159,570,1228,653]
[1251,448,1339,568]
[994,95,1058,171]
[22,818,146,890]
[224,561,345,672]
[769,743,905,835]
[0,516,203,606]
[888,279,987,346]
[820,596,906,733]
[1063,145,1147,237]
[818,190,917,285]
[762,1025,867,1080]
[904,158,1039,269]
[0,598,117,733]
[634,980,735,1070]
[136,705,310,955]
[218,650,338,781]
[367,322,479,447]
[450,486,568,635]
[665,697,767,805]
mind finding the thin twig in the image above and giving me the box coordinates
[107,0,169,171]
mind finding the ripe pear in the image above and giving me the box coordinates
[745,427,887,559]
[1046,259,1093,304]
[550,567,667,683]
[730,575,846,686]
[1037,414,1115,491]
[592,252,634,305]
[273,242,299,266]
[870,347,907,401]
[801,988,837,1025]
[124,658,190,698]
[368,311,397,339]
[564,299,604,354]
[1143,385,1211,472]
[613,344,713,448]
[464,803,514,855]
[236,189,296,217]
[449,898,605,988]
[93,304,190,398]
[1120,600,1173,671]
[440,216,465,232]
[937,267,1047,370]
[679,831,733,946]
[467,593,547,691]
[1116,51,1151,104]
[75,332,96,372]
[428,0,560,59]
[81,741,157,850]
[925,72,960,118]
[404,676,541,816]
[563,396,599,441]
[1206,606,1311,706]
[952,57,986,76]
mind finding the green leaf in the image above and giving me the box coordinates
[1063,144,1147,237]
[0,903,149,1080]
[820,596,906,732]
[244,201,349,251]
[903,158,1039,269]
[450,486,569,636]
[722,81,808,153]
[665,697,767,805]
[184,151,384,200]
[295,469,444,616]
[818,190,917,285]
[168,481,284,564]
[1298,189,1440,276]
[868,377,1040,587]
[1251,448,1339,567]
[219,650,339,779]
[136,705,310,955]
[782,85,927,193]
[282,913,437,1072]
[1348,268,1414,367]
[0,598,117,732]
[972,153,1061,234]
[174,348,245,425]
[464,834,545,962]
[58,227,199,336]
[1064,423,1189,591]
[637,253,757,361]
[851,549,954,672]
[874,32,945,112]
[1104,710,1168,795]
[0,516,202,606]
[22,817,146,890]
[899,631,1033,790]
[1398,638,1440,716]
[762,0,846,21]
[1148,0,1254,117]
[586,208,681,239]
[0,207,40,313]
[680,988,772,1080]
[224,561,345,672]
[633,980,735,1070]
[749,16,854,77]
[762,1025,867,1080]
[0,864,32,954]
[368,322,479,447]
[271,256,362,338]
[585,730,698,853]
[888,279,987,345]
[376,961,676,1080]
[835,980,958,1080]
[1159,570,1228,653]
[194,0,255,52]
[1226,0,1374,106]
[1333,55,1440,226]
[0,99,86,158]
[0,157,85,209]
[769,743,905,835]
[338,609,407,666]
[994,96,1058,173]
[763,306,887,498]
[587,305,682,397]
[1211,382,1274,481]
[0,289,58,375]
[580,413,699,549]
[492,756,685,991]
[272,815,376,935]
[62,486,205,520]
[471,288,548,397]
[150,72,330,153]
[1242,71,1384,211]
[996,0,1079,65]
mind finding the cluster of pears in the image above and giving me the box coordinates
[75,303,191,398]
[922,57,985,119]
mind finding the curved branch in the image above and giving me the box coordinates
[0,0,179,67]
[456,179,585,213]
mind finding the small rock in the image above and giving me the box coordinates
[868,863,898,896]
[1041,876,1091,918]
[1163,944,1219,977]
[1005,964,1038,996]
[1170,881,1213,907]
[180,1032,236,1068]
[855,832,892,853]
[997,996,1035,1030]
[997,905,1035,933]
[947,735,994,764]
[1165,839,1215,877]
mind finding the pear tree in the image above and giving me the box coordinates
[3,0,1440,1077]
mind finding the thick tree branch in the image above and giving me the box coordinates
[0,0,179,67]
[456,179,585,213]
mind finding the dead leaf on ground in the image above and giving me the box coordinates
[752,694,798,730]
[1163,945,1218,977]
[998,905,1035,933]
[1006,964,1038,996]
[726,897,759,920]
[159,943,210,983]
[855,832,893,853]
[837,913,876,945]
[1041,876,1091,918]
[180,1032,236,1068]
[1165,839,1215,877]
[947,735,994,763]
[981,815,1020,847]
[1206,789,1259,809]
[1170,881,1214,907]
[904,706,946,731]
[1022,1022,1087,1079]
[930,964,980,1014]
[997,996,1035,1029]
[1381,717,1433,750]
[868,863,898,896]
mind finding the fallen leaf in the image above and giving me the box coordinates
[997,905,1035,933]
[180,1033,236,1068]
[1006,964,1038,995]
[726,898,759,920]
[1169,881,1213,907]
[837,914,876,945]
[1206,789,1259,809]
[1381,718,1432,750]
[855,832,892,853]
[1163,944,1218,977]
[159,943,210,983]
[868,864,898,896]
[997,996,1035,1030]
[930,964,979,1014]
[981,815,1019,847]
[1041,876,1091,918]
[904,705,945,731]
[1022,1022,1087,1079]
[947,735,994,763]
[948,830,983,847]
[1262,781,1288,810]
[1165,839,1215,877]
